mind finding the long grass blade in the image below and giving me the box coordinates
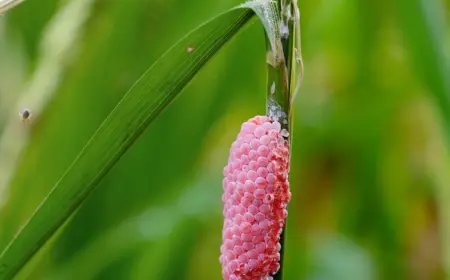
[0,7,255,279]
[393,0,450,131]
[0,0,24,14]
[392,0,450,275]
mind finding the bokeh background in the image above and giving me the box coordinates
[0,0,450,279]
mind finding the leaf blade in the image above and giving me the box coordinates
[393,0,450,129]
[0,8,255,279]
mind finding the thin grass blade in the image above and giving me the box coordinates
[393,0,450,275]
[0,7,255,279]
[393,0,450,131]
[0,0,24,13]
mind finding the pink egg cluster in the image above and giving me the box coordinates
[219,115,291,280]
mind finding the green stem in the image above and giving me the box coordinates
[265,1,301,279]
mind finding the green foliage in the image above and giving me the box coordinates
[0,0,449,279]
[0,2,256,279]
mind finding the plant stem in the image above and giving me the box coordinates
[265,1,301,279]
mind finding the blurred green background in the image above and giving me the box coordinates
[0,0,450,279]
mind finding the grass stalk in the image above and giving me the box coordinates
[268,0,302,279]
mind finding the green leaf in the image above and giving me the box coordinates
[392,3,450,275]
[0,6,256,279]
[45,173,220,280]
[393,0,450,133]
[0,0,25,14]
